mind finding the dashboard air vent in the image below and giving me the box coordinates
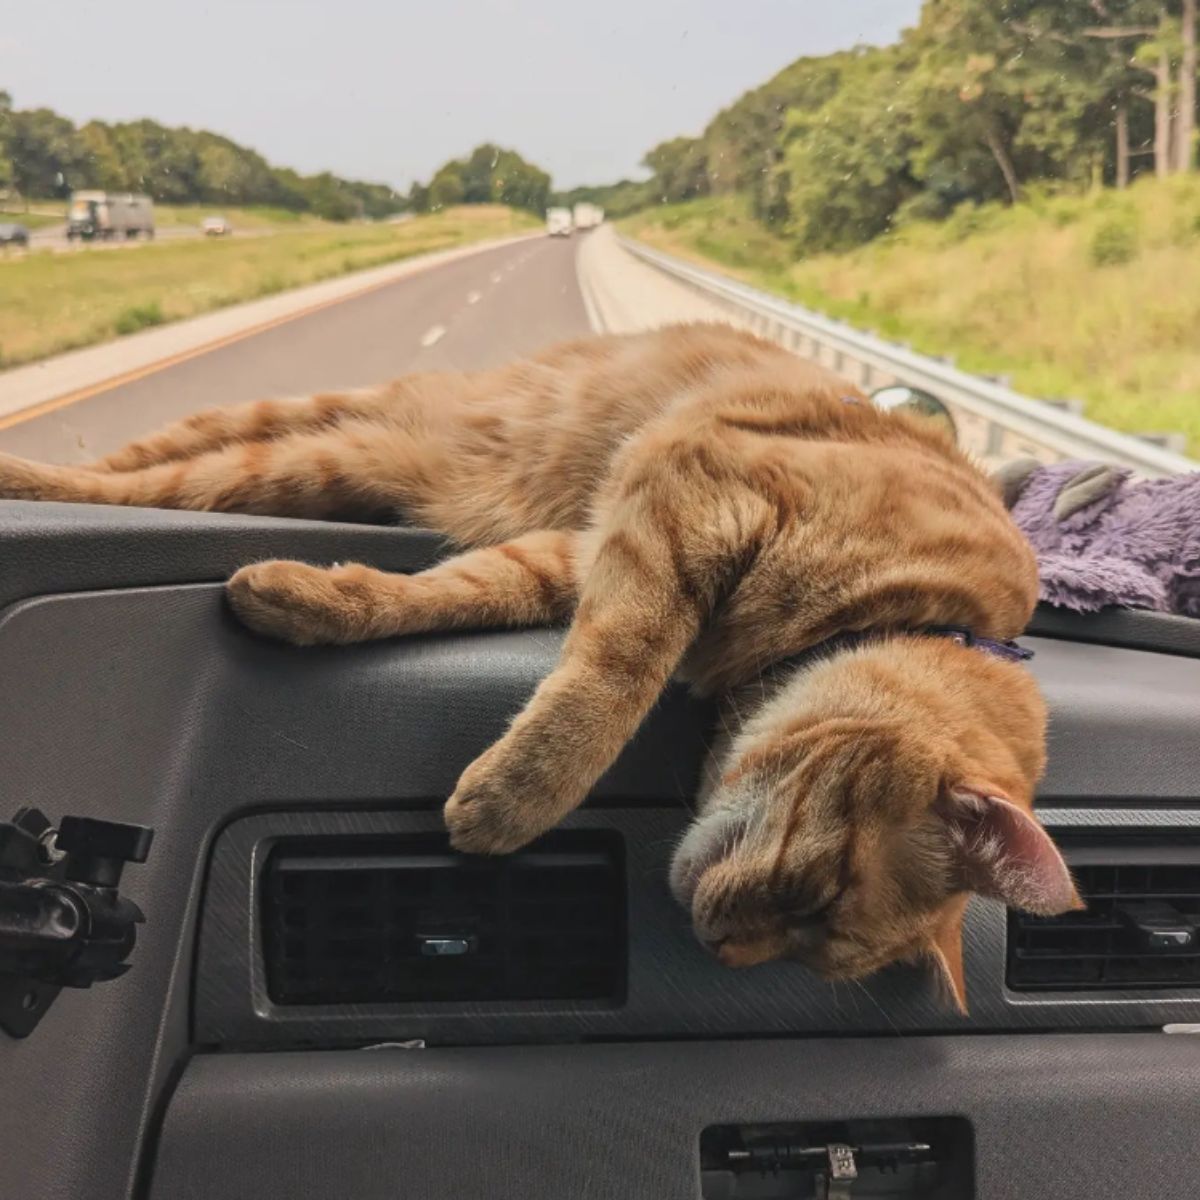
[261,832,625,1006]
[1008,846,1200,991]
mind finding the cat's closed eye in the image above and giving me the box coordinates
[782,886,844,928]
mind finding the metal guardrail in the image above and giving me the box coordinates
[618,235,1196,478]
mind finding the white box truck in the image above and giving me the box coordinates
[545,207,573,237]
[67,192,156,241]
[572,202,604,231]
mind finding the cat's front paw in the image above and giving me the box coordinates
[444,748,565,855]
[226,560,374,645]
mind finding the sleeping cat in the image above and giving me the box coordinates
[0,322,1081,1010]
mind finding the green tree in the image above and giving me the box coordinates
[0,91,14,195]
[461,144,500,203]
[428,160,466,210]
[77,122,128,190]
[491,148,550,212]
[641,136,709,202]
[6,107,87,199]
[418,145,550,213]
[194,133,277,204]
[705,52,848,224]
[556,179,653,217]
[407,180,431,213]
[782,46,920,250]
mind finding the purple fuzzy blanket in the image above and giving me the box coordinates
[996,459,1200,617]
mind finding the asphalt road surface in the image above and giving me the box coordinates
[0,235,592,462]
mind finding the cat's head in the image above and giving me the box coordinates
[669,703,1080,1013]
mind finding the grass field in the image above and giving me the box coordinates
[0,209,62,231]
[149,203,329,230]
[0,205,537,368]
[622,180,1200,456]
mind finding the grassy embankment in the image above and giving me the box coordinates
[149,203,328,230]
[622,179,1200,455]
[0,208,62,230]
[0,205,537,368]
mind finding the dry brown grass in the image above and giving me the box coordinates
[624,182,1200,456]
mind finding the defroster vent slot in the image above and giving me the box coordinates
[261,831,626,1005]
[1008,840,1200,992]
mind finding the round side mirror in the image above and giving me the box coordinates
[871,385,957,441]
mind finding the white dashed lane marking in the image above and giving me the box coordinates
[420,246,532,348]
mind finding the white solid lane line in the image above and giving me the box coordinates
[420,324,447,348]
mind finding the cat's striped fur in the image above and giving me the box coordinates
[0,323,1079,1009]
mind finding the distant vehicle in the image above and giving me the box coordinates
[202,215,233,237]
[0,222,29,248]
[66,191,155,241]
[545,207,573,237]
[571,202,604,231]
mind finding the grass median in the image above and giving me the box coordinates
[149,203,330,230]
[0,205,538,368]
[622,180,1200,457]
[0,209,62,231]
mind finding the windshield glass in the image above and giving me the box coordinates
[0,1,1195,471]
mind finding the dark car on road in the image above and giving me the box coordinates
[0,222,29,248]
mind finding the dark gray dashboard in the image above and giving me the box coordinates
[2,500,1199,1200]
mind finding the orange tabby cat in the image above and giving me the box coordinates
[0,322,1080,1009]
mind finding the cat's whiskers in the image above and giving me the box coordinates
[850,978,902,1035]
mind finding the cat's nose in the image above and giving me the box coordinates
[709,936,780,969]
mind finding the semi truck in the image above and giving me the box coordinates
[66,192,156,241]
[545,207,573,237]
[571,202,604,231]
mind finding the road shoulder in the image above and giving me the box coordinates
[575,225,736,334]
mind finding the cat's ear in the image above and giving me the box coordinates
[926,897,969,1015]
[940,784,1083,916]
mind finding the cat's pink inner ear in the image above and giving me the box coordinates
[942,785,1083,916]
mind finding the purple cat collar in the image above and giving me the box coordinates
[777,625,1034,674]
[922,625,1034,664]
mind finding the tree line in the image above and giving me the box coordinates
[633,0,1200,251]
[0,92,563,223]
[0,91,402,220]
[407,143,552,215]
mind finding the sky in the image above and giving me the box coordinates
[1,0,922,191]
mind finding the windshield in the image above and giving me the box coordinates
[0,1,1195,470]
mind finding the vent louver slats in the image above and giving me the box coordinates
[261,833,625,1005]
[1008,858,1200,991]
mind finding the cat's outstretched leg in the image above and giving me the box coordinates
[87,389,393,473]
[0,419,444,518]
[443,437,769,854]
[227,530,579,645]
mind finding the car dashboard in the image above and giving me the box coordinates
[2,500,1199,1200]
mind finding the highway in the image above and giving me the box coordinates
[0,235,591,463]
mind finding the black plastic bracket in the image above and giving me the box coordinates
[0,807,154,1038]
